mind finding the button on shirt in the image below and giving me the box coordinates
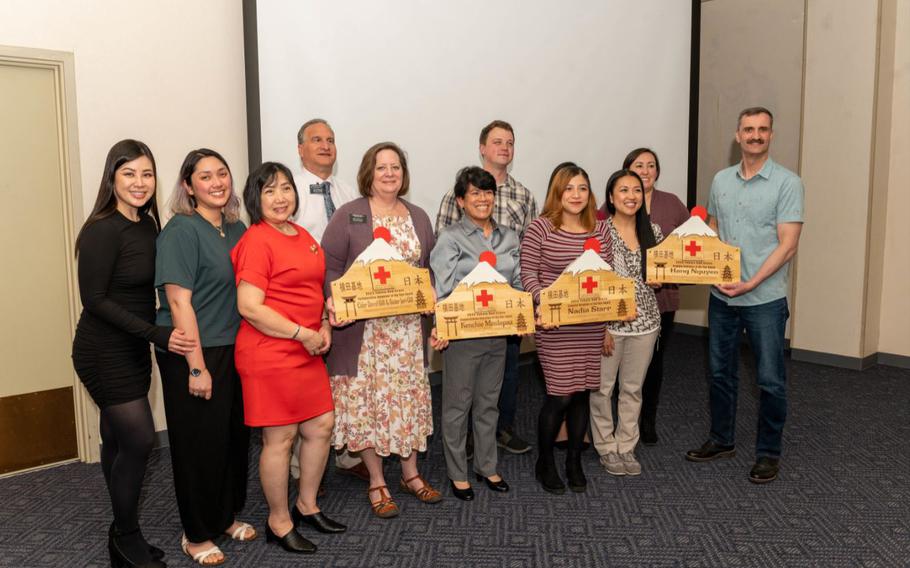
[434,174,538,238]
[430,215,523,300]
[708,158,804,306]
[293,167,358,241]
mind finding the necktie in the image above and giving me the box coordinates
[311,181,335,220]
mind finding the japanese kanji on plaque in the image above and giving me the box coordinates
[330,227,435,320]
[646,207,741,285]
[539,238,637,326]
[435,251,535,341]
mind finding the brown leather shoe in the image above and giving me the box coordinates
[336,461,370,482]
[367,485,399,518]
[399,474,442,504]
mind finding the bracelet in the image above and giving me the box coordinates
[291,324,301,340]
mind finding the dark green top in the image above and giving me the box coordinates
[155,212,246,347]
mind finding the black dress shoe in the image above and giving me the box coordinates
[749,457,780,484]
[449,480,475,501]
[685,440,736,462]
[292,507,347,534]
[475,473,510,492]
[110,522,164,562]
[265,523,316,554]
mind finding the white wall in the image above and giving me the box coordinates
[256,0,692,213]
[1,0,249,429]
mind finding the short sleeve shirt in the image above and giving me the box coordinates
[707,158,804,306]
[155,213,246,346]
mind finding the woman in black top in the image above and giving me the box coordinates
[72,139,196,568]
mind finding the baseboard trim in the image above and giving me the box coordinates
[154,430,169,450]
[790,349,875,370]
[876,352,910,370]
[674,322,708,337]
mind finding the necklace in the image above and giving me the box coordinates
[212,223,225,238]
[197,209,225,238]
[371,198,400,218]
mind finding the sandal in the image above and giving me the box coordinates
[399,474,443,504]
[181,534,225,566]
[226,521,257,541]
[367,485,400,518]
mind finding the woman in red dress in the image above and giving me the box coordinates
[232,162,345,555]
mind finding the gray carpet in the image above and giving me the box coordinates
[1,334,908,567]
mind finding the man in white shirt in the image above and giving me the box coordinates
[293,118,357,241]
[289,119,366,482]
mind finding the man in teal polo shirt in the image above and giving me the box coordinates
[685,107,804,484]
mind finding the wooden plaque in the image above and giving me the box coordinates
[331,233,435,320]
[646,216,741,285]
[539,269,637,326]
[436,283,534,340]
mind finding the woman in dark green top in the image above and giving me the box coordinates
[154,149,253,566]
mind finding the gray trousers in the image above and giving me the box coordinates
[442,336,506,481]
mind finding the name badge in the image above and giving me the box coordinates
[350,214,367,224]
[309,185,326,195]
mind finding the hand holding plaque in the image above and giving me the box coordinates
[539,238,637,326]
[435,251,535,341]
[646,206,741,285]
[330,227,435,321]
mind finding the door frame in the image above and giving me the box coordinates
[0,45,98,469]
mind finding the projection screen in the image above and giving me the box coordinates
[249,1,693,216]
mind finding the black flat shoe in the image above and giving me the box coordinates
[292,507,347,534]
[110,523,164,562]
[535,456,566,495]
[109,529,166,568]
[475,473,510,492]
[449,480,475,501]
[685,440,736,462]
[265,523,316,554]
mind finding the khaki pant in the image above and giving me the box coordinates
[590,330,658,455]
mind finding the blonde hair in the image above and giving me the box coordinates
[541,165,596,232]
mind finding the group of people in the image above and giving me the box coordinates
[71,108,803,567]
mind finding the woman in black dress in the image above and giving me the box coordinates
[72,139,196,568]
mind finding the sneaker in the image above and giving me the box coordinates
[497,428,532,454]
[619,452,641,476]
[600,452,625,476]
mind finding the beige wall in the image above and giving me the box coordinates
[0,1,249,429]
[878,0,910,356]
[689,0,908,363]
[680,0,805,329]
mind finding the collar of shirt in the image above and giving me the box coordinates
[299,166,334,187]
[736,157,775,181]
[457,214,500,238]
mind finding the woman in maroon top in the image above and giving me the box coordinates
[520,164,612,495]
[622,148,689,444]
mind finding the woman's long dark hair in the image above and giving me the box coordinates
[604,169,657,281]
[74,139,160,255]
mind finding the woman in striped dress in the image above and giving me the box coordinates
[520,164,612,494]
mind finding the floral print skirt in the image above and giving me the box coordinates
[330,313,432,458]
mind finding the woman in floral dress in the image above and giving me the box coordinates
[322,142,441,518]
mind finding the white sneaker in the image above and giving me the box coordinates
[620,452,641,476]
[601,452,626,476]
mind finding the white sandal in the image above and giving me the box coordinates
[181,534,225,566]
[227,521,257,541]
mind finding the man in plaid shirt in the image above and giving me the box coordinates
[435,120,538,455]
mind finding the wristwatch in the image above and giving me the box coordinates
[190,367,203,377]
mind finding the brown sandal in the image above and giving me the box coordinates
[367,485,400,518]
[399,474,443,504]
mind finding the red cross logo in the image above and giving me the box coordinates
[476,289,494,307]
[373,266,391,284]
[581,276,598,294]
[684,240,702,256]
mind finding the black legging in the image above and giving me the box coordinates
[100,398,155,533]
[640,311,676,428]
[538,391,590,456]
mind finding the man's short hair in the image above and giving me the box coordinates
[737,107,774,129]
[297,118,332,144]
[479,120,514,145]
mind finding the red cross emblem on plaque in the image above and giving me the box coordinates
[581,276,598,294]
[476,289,494,308]
[684,240,702,256]
[373,266,391,284]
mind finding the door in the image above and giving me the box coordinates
[0,52,84,474]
